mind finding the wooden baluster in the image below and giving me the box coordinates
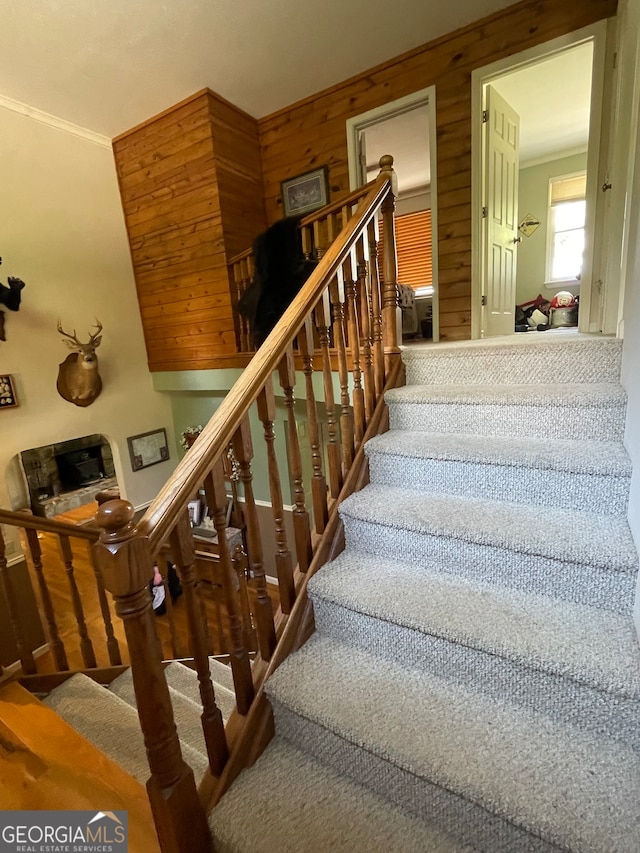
[159,560,183,660]
[58,534,97,669]
[0,525,36,674]
[88,548,122,666]
[316,291,342,498]
[278,347,313,573]
[297,317,329,534]
[234,261,249,352]
[232,417,277,659]
[330,271,355,474]
[379,155,401,375]
[169,512,229,775]
[24,528,68,670]
[203,463,254,713]
[368,217,385,398]
[345,248,366,446]
[301,223,314,263]
[93,500,213,853]
[357,232,376,420]
[256,379,296,613]
[232,546,257,653]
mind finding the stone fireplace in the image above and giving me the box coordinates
[21,434,118,517]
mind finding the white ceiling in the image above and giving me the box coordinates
[363,41,593,194]
[1,0,518,138]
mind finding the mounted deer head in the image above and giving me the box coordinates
[56,319,103,407]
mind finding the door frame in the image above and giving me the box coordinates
[470,21,609,339]
[346,87,440,341]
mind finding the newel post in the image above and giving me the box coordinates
[93,500,212,853]
[378,154,401,373]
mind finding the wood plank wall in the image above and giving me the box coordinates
[113,90,266,371]
[257,0,617,341]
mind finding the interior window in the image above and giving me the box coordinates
[547,173,587,283]
[377,209,433,294]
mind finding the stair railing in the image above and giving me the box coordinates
[89,155,401,852]
[0,510,125,681]
[0,156,400,853]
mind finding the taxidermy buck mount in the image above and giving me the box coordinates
[0,255,26,342]
[56,319,103,407]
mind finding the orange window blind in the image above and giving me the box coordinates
[377,209,432,288]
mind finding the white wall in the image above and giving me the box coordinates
[0,105,174,558]
[515,151,588,306]
[611,0,640,637]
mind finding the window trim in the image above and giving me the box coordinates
[544,170,586,288]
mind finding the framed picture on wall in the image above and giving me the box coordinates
[281,166,329,217]
[127,428,169,471]
[0,374,18,409]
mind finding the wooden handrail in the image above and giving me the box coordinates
[226,177,377,267]
[140,171,394,552]
[299,177,377,226]
[0,508,99,541]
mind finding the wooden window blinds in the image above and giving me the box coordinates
[377,209,432,288]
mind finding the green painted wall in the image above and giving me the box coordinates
[516,151,588,306]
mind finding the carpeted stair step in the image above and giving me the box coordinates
[402,334,622,385]
[265,635,640,853]
[210,737,473,853]
[385,382,627,441]
[109,667,210,756]
[163,660,237,721]
[44,673,208,785]
[308,551,640,749]
[339,485,638,612]
[366,432,632,515]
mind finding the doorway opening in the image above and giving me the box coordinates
[346,88,439,341]
[472,22,609,339]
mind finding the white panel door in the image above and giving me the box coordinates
[483,85,520,337]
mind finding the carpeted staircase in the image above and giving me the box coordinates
[42,333,639,852]
[44,657,237,787]
[210,332,640,853]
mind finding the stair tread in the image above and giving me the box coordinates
[164,660,237,721]
[401,332,622,358]
[308,551,640,697]
[110,668,210,755]
[266,635,640,853]
[385,381,626,406]
[44,673,208,784]
[366,431,632,476]
[340,484,638,572]
[210,736,473,853]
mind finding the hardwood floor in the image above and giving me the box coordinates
[0,681,160,853]
[19,503,280,673]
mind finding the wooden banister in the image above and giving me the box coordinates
[93,499,213,853]
[0,508,98,540]
[1,156,400,849]
[142,167,394,552]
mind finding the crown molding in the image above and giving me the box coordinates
[0,94,111,148]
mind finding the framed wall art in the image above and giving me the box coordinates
[127,428,169,471]
[281,166,329,217]
[0,374,18,409]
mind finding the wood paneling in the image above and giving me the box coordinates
[113,90,267,371]
[257,0,617,340]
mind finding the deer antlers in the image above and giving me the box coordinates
[57,318,103,349]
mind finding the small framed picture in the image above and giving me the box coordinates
[281,166,330,217]
[0,374,18,409]
[127,428,169,471]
